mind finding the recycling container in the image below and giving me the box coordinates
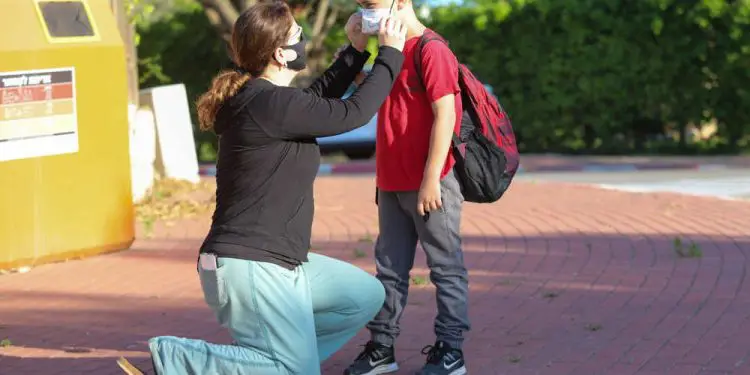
[0,0,134,270]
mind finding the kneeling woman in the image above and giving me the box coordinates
[117,1,405,374]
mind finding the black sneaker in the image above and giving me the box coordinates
[416,341,467,375]
[344,341,399,375]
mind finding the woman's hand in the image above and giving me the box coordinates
[378,16,407,52]
[345,13,368,52]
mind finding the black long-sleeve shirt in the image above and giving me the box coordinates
[200,45,404,269]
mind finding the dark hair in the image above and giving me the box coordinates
[196,1,294,131]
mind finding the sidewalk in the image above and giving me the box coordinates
[1,177,750,375]
[515,154,750,172]
[200,155,750,176]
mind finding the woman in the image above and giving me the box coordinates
[117,2,406,374]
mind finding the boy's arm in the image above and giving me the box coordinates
[416,41,460,216]
[424,95,457,181]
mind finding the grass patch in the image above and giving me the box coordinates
[411,275,429,286]
[358,234,374,243]
[673,237,703,258]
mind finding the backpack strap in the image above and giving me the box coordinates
[413,31,448,91]
[412,32,463,146]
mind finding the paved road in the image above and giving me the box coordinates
[1,178,750,375]
[518,168,750,200]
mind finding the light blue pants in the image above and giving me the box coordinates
[147,253,385,375]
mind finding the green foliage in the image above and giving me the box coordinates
[133,0,750,159]
[125,0,155,46]
[428,0,750,154]
[135,1,351,161]
[136,1,230,161]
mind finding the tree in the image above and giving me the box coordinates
[198,0,358,84]
[113,0,145,106]
[428,0,750,154]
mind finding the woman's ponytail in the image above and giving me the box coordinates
[196,70,251,131]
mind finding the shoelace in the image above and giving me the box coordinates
[357,342,388,361]
[421,344,445,364]
[421,343,460,365]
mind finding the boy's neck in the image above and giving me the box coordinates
[404,17,427,40]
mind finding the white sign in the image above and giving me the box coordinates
[139,83,200,183]
[0,67,79,162]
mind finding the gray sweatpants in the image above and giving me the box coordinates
[367,169,471,349]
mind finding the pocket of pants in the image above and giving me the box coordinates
[199,261,228,309]
[440,170,464,213]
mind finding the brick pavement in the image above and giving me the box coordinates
[1,177,750,375]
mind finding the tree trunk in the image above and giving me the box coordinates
[678,122,688,150]
[111,0,139,106]
[199,0,342,87]
[199,0,243,42]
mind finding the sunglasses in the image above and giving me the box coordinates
[289,24,303,44]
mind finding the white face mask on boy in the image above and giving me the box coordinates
[360,0,396,34]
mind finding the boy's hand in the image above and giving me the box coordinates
[345,13,368,52]
[417,177,442,217]
[354,71,366,85]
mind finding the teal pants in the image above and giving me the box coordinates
[148,253,385,375]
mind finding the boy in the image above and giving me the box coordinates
[345,1,469,375]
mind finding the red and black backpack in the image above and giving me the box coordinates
[413,31,520,203]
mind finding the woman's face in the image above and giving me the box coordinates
[274,21,307,72]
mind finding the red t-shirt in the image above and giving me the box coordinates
[375,30,462,192]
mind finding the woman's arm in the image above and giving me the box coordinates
[253,46,403,139]
[304,45,371,98]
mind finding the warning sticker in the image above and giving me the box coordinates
[0,67,79,162]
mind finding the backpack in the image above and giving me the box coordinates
[414,32,520,203]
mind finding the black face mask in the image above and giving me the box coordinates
[282,34,307,71]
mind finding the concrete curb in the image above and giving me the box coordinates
[199,161,736,177]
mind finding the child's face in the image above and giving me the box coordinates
[357,0,397,34]
[356,0,392,9]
